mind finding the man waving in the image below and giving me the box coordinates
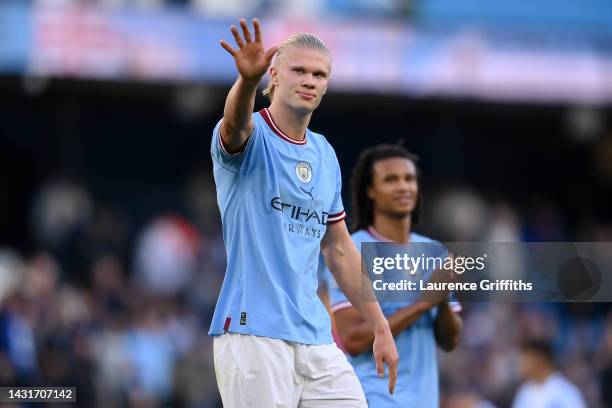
[209,18,399,407]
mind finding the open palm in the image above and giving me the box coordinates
[220,19,278,83]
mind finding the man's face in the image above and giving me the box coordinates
[270,47,331,113]
[368,157,419,219]
[518,350,539,380]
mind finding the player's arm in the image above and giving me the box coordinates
[219,18,278,153]
[333,301,434,356]
[433,301,462,351]
[321,221,399,395]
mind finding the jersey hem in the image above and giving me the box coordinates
[208,327,334,346]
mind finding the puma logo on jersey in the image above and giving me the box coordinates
[300,187,314,201]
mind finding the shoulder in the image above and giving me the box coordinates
[410,232,439,244]
[307,128,328,144]
[512,383,532,407]
[515,381,536,398]
[410,233,449,260]
[350,229,373,247]
[548,374,582,396]
[252,110,267,130]
[308,129,336,155]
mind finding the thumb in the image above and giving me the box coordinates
[265,46,279,64]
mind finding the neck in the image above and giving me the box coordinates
[372,213,412,243]
[268,100,311,141]
[532,367,554,384]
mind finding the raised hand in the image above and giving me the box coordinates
[220,18,279,83]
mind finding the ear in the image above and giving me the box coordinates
[323,74,331,94]
[269,66,278,86]
[367,185,375,200]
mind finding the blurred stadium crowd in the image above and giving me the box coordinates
[32,0,403,18]
[2,0,612,406]
[1,164,611,407]
[0,175,226,407]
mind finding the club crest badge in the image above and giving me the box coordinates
[295,161,312,183]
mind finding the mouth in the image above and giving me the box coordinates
[297,91,316,100]
[393,196,414,204]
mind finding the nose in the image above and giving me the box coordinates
[397,179,412,192]
[301,73,315,88]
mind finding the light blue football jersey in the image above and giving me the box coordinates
[325,228,451,408]
[209,108,346,345]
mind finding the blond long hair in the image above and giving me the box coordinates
[262,33,331,101]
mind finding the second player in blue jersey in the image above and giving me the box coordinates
[323,144,463,407]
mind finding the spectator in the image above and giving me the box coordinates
[513,339,586,408]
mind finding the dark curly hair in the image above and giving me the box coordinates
[350,144,421,233]
[521,339,555,365]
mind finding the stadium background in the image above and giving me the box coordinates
[1,0,612,406]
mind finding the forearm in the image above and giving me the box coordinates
[221,76,259,151]
[322,222,399,392]
[327,241,388,332]
[388,301,432,337]
[434,302,462,351]
[338,301,432,355]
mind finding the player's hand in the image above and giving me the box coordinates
[372,324,399,394]
[419,252,458,304]
[220,18,278,83]
[419,266,454,304]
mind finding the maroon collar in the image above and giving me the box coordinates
[259,108,307,145]
[366,226,412,243]
[366,226,393,242]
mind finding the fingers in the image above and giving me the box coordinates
[375,355,385,378]
[253,18,262,43]
[388,359,398,395]
[264,46,279,64]
[239,18,252,43]
[230,25,244,48]
[220,40,237,56]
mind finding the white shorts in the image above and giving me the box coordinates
[213,333,367,408]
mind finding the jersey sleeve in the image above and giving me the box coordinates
[210,115,258,172]
[326,149,346,225]
[562,385,587,408]
[511,385,529,408]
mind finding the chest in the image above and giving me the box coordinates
[258,138,337,216]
